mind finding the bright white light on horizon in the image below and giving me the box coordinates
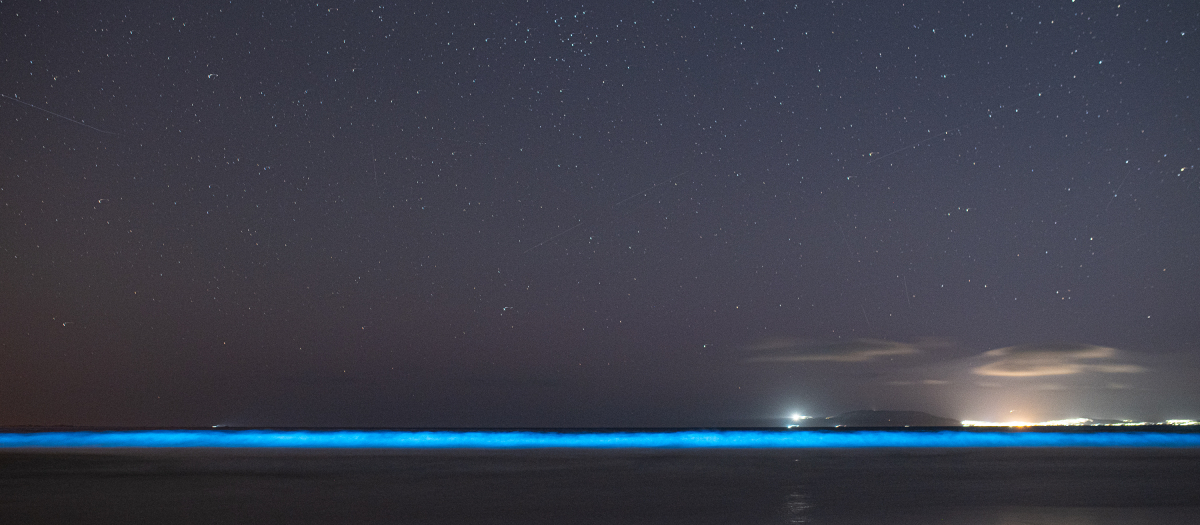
[785,413,812,428]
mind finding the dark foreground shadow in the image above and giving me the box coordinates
[2,448,1199,524]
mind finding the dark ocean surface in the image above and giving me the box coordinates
[3,439,1199,523]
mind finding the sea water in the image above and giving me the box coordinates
[4,428,1200,448]
[2,429,1198,524]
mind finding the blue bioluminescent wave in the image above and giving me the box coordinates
[1,430,1199,448]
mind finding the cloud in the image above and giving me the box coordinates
[972,343,1145,377]
[1031,383,1069,391]
[886,379,950,386]
[746,338,921,363]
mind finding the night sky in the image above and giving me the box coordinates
[2,1,1198,428]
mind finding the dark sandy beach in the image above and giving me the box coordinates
[2,447,1198,524]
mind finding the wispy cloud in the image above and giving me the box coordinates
[972,343,1145,377]
[886,379,950,386]
[746,338,922,363]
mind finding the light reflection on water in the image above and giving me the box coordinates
[2,429,1199,448]
[840,507,1200,525]
[783,489,813,523]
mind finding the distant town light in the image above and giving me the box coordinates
[1042,418,1093,426]
[962,418,1196,427]
[961,420,1035,427]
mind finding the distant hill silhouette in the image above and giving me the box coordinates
[812,410,961,427]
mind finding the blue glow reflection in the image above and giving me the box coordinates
[1,430,1198,448]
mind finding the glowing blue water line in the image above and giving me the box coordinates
[1,430,1198,448]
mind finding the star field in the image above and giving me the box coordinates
[1,1,1197,427]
